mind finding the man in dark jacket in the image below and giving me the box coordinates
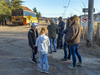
[47,19,59,53]
[57,17,65,49]
[28,22,38,63]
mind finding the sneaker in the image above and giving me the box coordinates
[31,60,37,63]
[53,50,56,52]
[49,52,52,54]
[60,47,63,49]
[31,60,35,63]
[76,62,83,66]
[67,57,71,60]
[68,65,77,69]
[34,60,37,63]
[39,69,43,73]
[61,58,67,61]
[44,70,49,74]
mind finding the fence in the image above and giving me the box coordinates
[81,21,100,46]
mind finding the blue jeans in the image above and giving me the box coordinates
[57,34,64,48]
[69,45,82,67]
[49,38,56,52]
[39,51,48,71]
[63,41,71,59]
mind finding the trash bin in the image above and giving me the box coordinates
[23,18,26,25]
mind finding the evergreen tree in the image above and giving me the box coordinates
[38,12,42,18]
[33,7,42,18]
[33,7,42,23]
[0,0,11,25]
[11,0,23,10]
[33,7,37,13]
[0,0,23,25]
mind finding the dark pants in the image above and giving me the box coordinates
[63,41,71,59]
[31,47,37,61]
[69,44,82,67]
[57,34,64,48]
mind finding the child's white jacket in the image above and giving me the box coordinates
[36,34,50,54]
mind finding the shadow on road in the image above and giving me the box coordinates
[5,24,24,27]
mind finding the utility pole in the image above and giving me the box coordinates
[86,0,94,47]
[63,6,67,19]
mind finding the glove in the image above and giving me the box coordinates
[32,49,35,53]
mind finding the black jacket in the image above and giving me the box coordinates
[28,29,38,49]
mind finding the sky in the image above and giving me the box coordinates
[22,0,100,18]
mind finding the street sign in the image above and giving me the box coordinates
[82,8,95,13]
[27,15,32,20]
[81,16,88,26]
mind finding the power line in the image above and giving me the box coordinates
[65,0,67,6]
[62,0,71,18]
[66,0,71,12]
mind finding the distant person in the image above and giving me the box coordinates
[66,15,82,69]
[36,28,50,74]
[28,22,39,63]
[61,18,71,61]
[47,19,59,53]
[57,17,65,49]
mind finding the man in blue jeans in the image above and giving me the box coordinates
[47,19,59,54]
[66,15,82,69]
[57,17,65,49]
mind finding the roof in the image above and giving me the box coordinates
[21,6,33,12]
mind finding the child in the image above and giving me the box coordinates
[28,22,38,63]
[36,28,50,74]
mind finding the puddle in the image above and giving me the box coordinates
[49,65,57,71]
[37,64,57,72]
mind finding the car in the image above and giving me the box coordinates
[54,18,59,25]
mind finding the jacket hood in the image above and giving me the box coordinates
[39,35,49,43]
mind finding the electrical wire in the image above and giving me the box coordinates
[66,0,71,12]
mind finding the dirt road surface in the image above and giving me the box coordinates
[0,24,100,75]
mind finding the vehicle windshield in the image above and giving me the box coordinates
[24,11,36,17]
[12,11,23,16]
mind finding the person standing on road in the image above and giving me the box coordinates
[57,17,65,49]
[28,22,39,63]
[66,15,82,69]
[61,18,71,61]
[36,28,50,74]
[47,19,59,54]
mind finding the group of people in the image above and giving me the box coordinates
[28,15,82,74]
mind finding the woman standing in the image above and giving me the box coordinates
[61,18,71,61]
[66,15,82,69]
[36,28,50,73]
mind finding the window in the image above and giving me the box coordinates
[12,10,23,16]
[24,11,36,17]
